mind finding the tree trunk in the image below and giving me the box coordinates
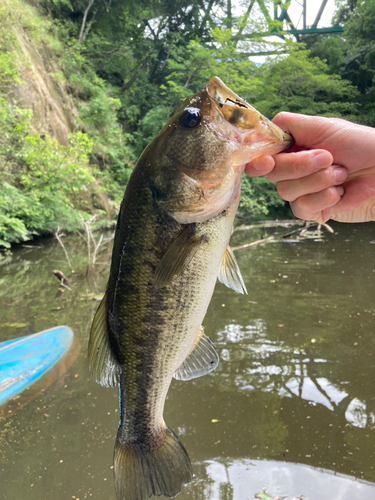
[78,0,95,44]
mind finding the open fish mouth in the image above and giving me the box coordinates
[206,76,293,166]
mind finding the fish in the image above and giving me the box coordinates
[88,76,293,500]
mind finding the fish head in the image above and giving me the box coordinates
[149,76,293,223]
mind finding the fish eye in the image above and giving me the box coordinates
[179,108,201,128]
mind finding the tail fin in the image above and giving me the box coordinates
[114,427,192,500]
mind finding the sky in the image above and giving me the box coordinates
[232,0,337,29]
[284,0,336,29]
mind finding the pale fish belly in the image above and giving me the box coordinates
[164,202,238,374]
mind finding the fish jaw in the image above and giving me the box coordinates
[206,76,293,168]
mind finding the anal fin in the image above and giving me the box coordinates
[88,291,121,388]
[218,245,247,294]
[174,326,219,381]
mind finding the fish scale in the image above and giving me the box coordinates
[88,76,293,500]
[115,206,235,437]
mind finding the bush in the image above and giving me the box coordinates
[0,99,95,247]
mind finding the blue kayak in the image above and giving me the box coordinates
[0,326,74,406]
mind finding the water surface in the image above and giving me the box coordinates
[1,222,375,500]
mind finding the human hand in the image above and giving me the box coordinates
[245,112,375,223]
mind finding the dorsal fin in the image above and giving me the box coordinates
[218,245,247,294]
[88,291,121,388]
[174,327,219,381]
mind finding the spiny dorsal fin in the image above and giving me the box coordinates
[88,291,121,388]
[154,227,204,288]
[218,245,247,294]
[174,326,219,381]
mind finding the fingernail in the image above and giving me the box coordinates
[336,186,344,197]
[312,152,331,169]
[253,156,272,172]
[334,167,347,183]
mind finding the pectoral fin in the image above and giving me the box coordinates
[88,291,121,388]
[174,326,219,381]
[154,227,204,288]
[218,245,247,294]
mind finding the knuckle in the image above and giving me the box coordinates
[290,201,305,220]
[291,197,314,221]
[277,181,293,201]
[290,160,301,177]
[292,153,313,176]
[273,111,286,123]
[317,167,333,185]
[327,186,340,204]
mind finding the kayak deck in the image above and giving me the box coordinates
[0,326,74,406]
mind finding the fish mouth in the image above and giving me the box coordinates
[206,76,293,162]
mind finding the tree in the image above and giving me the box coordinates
[252,50,360,120]
[340,0,375,126]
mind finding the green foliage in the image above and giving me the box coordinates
[312,0,375,126]
[239,176,286,218]
[0,0,374,247]
[308,36,346,75]
[340,0,375,125]
[0,6,22,91]
[134,105,171,157]
[253,50,361,119]
[0,98,94,246]
[0,196,30,248]
[0,52,21,90]
[0,180,90,247]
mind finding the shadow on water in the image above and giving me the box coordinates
[0,222,375,500]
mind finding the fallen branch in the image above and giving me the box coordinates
[53,269,69,284]
[321,222,334,233]
[55,228,72,270]
[282,222,311,239]
[52,269,72,292]
[235,219,306,232]
[91,233,103,265]
[232,221,334,252]
[77,215,114,273]
[60,282,73,292]
[232,236,275,252]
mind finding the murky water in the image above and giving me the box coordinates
[1,222,375,500]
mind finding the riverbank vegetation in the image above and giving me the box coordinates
[0,0,374,248]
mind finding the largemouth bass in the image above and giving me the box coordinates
[88,77,292,500]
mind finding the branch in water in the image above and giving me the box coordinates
[55,228,72,270]
[232,236,275,252]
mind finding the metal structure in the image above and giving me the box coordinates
[270,0,343,41]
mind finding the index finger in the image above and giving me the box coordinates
[272,112,335,150]
[267,149,333,183]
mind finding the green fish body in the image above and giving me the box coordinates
[88,77,292,500]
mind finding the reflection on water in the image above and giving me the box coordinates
[185,459,375,499]
[1,222,375,500]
